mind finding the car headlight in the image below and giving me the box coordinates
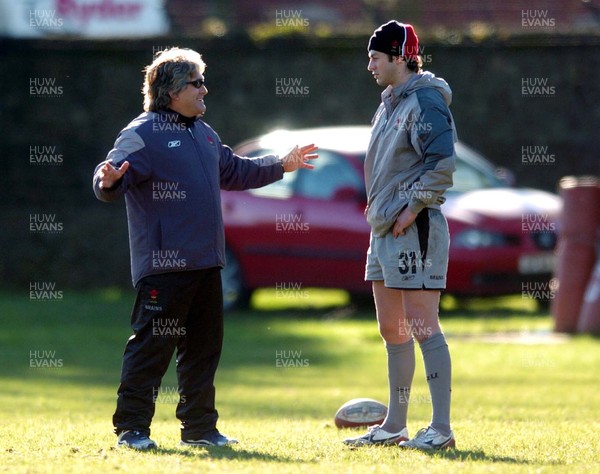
[453,229,508,249]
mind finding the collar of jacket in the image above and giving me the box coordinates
[382,73,421,111]
[157,108,200,128]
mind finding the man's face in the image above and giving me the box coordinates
[169,73,208,118]
[367,50,401,87]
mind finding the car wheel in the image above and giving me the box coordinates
[534,295,551,312]
[349,291,375,310]
[222,246,250,311]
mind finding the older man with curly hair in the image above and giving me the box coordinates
[93,48,317,450]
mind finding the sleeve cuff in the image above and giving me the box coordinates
[408,200,425,215]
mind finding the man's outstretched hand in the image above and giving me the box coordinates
[98,161,129,189]
[281,144,318,172]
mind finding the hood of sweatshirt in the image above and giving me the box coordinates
[382,71,453,114]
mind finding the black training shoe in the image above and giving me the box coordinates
[116,430,158,450]
[180,429,238,447]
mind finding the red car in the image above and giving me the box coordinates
[221,126,561,309]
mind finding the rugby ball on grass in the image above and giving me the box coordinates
[334,398,387,429]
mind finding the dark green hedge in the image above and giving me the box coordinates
[2,34,599,289]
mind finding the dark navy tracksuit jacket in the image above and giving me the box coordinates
[93,110,284,287]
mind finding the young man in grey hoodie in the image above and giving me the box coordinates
[344,21,457,450]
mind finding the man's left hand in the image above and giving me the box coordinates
[393,207,418,238]
[281,144,318,172]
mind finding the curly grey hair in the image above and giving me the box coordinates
[142,48,206,112]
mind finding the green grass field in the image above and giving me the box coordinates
[1,289,599,473]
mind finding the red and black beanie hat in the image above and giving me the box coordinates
[367,21,419,60]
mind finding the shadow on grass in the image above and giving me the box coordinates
[422,448,527,464]
[439,294,548,318]
[244,293,549,320]
[0,290,550,388]
[152,445,298,463]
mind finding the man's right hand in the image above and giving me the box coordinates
[98,161,129,189]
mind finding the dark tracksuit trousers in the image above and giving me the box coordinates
[113,268,223,441]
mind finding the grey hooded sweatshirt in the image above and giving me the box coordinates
[365,71,457,237]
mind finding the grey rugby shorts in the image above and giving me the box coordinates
[365,208,450,290]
